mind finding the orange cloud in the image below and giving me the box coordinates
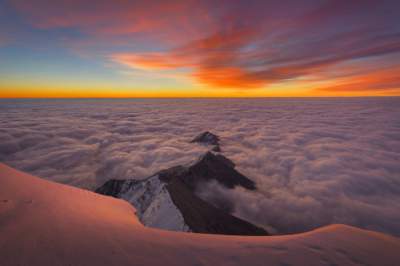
[112,28,400,89]
[317,67,400,93]
[113,53,187,70]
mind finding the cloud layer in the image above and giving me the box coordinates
[1,98,400,236]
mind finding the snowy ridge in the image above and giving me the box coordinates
[2,163,400,266]
[117,175,189,232]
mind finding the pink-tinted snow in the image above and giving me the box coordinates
[1,163,399,266]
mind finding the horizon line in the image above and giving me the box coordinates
[1,96,400,100]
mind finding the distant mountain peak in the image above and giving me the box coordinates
[190,131,221,152]
[191,131,220,145]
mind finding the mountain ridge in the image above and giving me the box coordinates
[96,151,267,235]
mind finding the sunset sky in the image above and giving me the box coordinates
[1,0,400,97]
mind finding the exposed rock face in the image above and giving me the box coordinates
[165,177,266,235]
[191,131,221,152]
[96,152,267,236]
[159,152,256,190]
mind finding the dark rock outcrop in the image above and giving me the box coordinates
[159,152,255,190]
[165,177,266,235]
[95,179,130,196]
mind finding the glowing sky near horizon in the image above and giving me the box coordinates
[1,0,400,97]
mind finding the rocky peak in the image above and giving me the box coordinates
[191,131,220,145]
[191,131,221,152]
[186,152,255,190]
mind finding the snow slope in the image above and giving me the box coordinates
[1,163,399,266]
[116,175,189,231]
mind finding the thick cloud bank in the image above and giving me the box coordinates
[1,98,400,236]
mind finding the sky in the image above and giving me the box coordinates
[1,0,400,97]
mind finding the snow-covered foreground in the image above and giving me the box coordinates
[1,163,399,266]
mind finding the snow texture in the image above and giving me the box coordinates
[1,163,400,266]
[117,175,189,231]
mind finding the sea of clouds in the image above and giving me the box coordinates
[1,98,400,236]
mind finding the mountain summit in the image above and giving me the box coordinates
[190,131,221,152]
[96,152,266,235]
[190,131,220,145]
